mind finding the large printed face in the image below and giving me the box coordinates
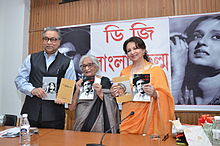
[42,30,61,56]
[188,18,220,69]
[83,80,92,93]
[136,79,145,94]
[126,42,145,63]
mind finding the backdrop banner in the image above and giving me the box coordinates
[57,12,220,111]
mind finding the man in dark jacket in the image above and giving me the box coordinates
[15,27,76,129]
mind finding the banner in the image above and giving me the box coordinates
[57,12,220,111]
[91,17,170,79]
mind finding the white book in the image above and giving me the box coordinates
[79,76,95,100]
[133,74,151,102]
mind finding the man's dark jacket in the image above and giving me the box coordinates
[21,51,71,122]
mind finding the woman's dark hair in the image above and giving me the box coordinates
[185,15,220,43]
[123,36,150,61]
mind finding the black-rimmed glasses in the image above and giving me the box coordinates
[42,37,60,43]
[80,63,95,70]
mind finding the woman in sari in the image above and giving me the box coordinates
[111,36,175,136]
[69,55,120,133]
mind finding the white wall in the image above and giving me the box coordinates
[0,0,30,116]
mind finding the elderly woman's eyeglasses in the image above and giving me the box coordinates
[42,37,60,43]
[80,63,95,70]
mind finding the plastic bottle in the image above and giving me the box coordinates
[212,116,220,146]
[19,114,30,146]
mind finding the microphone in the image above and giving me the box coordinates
[86,111,135,146]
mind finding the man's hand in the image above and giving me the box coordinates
[54,99,65,104]
[31,88,47,98]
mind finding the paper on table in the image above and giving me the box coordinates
[184,126,212,146]
[0,127,20,138]
[0,127,39,138]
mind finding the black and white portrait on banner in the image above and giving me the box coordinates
[58,25,91,79]
[169,13,220,106]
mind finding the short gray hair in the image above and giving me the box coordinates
[42,26,61,40]
[79,55,100,73]
[118,83,126,91]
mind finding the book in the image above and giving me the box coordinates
[78,76,95,100]
[57,78,75,104]
[112,75,132,103]
[133,74,151,102]
[42,77,57,100]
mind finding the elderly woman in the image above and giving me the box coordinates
[69,55,120,133]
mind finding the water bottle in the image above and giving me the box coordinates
[19,114,30,146]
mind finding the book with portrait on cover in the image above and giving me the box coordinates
[42,77,57,100]
[79,76,95,100]
[112,75,132,103]
[133,74,151,102]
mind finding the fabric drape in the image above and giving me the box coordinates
[120,61,175,136]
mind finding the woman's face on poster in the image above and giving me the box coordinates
[188,18,220,69]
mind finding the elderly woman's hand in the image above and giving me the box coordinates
[68,97,77,111]
[93,83,104,100]
[75,79,83,91]
[143,83,158,99]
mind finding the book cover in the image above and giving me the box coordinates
[78,76,95,100]
[42,77,57,100]
[57,78,75,104]
[112,75,132,103]
[133,74,151,102]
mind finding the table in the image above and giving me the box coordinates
[0,127,177,146]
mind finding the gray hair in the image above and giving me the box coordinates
[118,83,126,91]
[79,55,100,73]
[42,26,61,40]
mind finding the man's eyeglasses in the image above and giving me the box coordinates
[80,63,95,70]
[42,37,60,43]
